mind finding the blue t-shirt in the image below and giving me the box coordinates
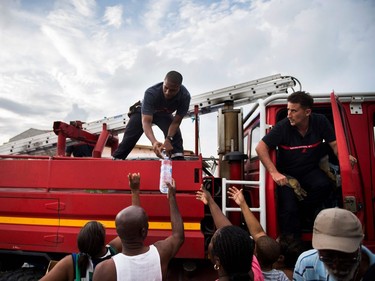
[141,82,191,117]
[263,269,289,281]
[293,246,375,281]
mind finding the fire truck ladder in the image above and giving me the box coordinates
[0,114,129,155]
[221,178,266,231]
[187,73,299,116]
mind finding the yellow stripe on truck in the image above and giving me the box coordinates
[0,216,200,230]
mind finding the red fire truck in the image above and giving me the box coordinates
[0,74,374,279]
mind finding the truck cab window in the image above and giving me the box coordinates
[250,125,260,159]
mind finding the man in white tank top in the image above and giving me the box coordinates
[112,244,161,280]
[93,178,184,281]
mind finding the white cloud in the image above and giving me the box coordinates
[0,0,374,157]
[103,5,123,28]
[71,0,96,18]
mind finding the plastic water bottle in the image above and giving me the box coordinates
[159,154,172,194]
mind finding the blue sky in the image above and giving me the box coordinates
[0,0,374,157]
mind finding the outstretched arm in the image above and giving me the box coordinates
[109,173,141,253]
[128,172,141,206]
[154,179,184,277]
[256,140,287,186]
[196,185,231,228]
[167,179,184,252]
[227,186,266,241]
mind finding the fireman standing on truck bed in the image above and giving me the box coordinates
[112,70,191,160]
[256,91,356,239]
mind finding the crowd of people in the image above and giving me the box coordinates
[40,175,375,281]
[40,72,374,280]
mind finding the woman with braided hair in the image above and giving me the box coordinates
[209,225,254,281]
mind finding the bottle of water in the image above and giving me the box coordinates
[159,154,172,194]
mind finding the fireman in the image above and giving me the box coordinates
[255,91,357,239]
[112,70,191,160]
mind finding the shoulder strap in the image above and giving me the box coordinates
[75,253,81,281]
[108,245,118,255]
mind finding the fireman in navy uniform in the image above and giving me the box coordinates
[112,70,191,160]
[255,91,338,239]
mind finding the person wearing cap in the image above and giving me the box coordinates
[293,208,375,281]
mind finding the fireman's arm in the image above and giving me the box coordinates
[167,115,183,137]
[328,140,338,157]
[256,140,288,186]
[163,114,184,155]
[39,254,74,281]
[142,114,163,158]
[329,140,357,167]
[196,185,232,228]
[227,186,266,241]
[154,179,184,277]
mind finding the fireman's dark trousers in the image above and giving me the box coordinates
[277,168,333,238]
[112,109,184,160]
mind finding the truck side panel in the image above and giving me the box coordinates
[0,157,205,259]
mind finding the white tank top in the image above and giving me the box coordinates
[112,245,162,281]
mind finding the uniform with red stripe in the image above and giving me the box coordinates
[259,91,337,239]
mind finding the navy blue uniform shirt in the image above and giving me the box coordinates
[262,113,335,176]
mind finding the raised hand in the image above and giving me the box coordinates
[167,178,176,199]
[228,186,245,206]
[128,172,140,192]
[196,185,212,205]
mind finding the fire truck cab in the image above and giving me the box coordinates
[242,91,375,249]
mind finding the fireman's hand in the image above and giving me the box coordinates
[349,155,357,168]
[271,171,288,186]
[196,185,212,205]
[227,186,245,207]
[167,179,176,199]
[153,141,164,158]
[163,139,174,157]
[285,175,307,201]
[128,173,140,192]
